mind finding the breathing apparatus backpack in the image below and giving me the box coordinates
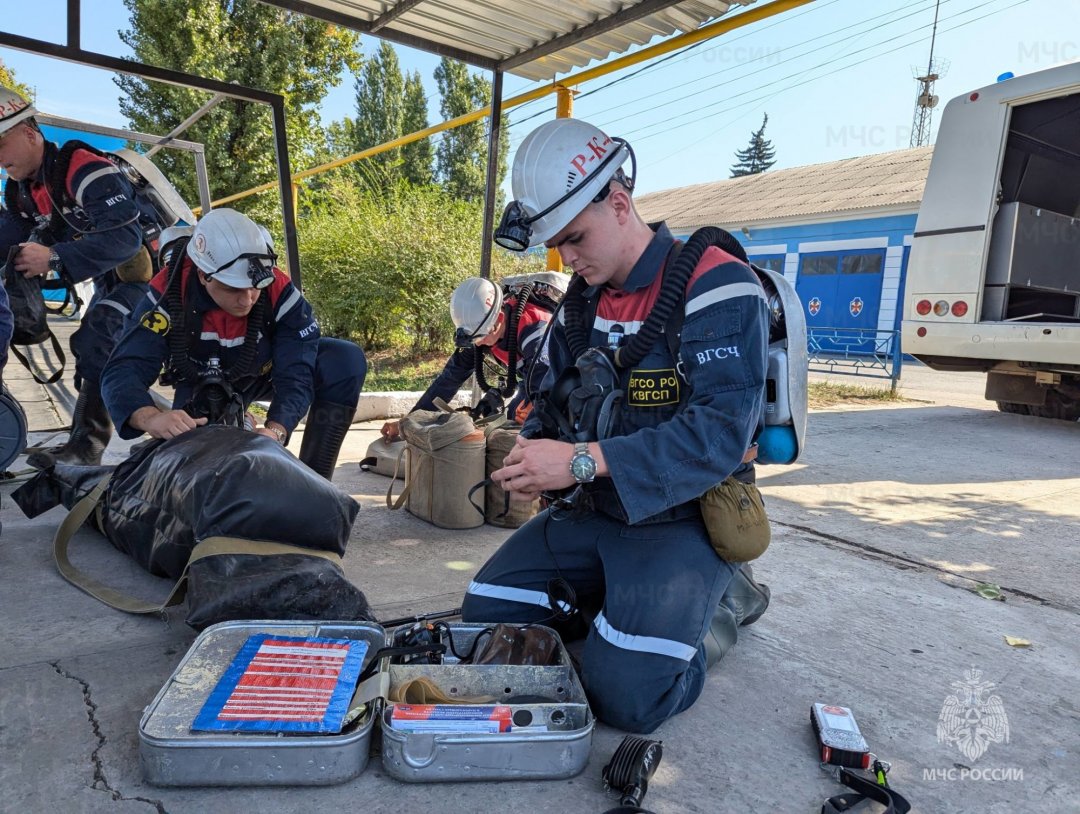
[468,271,567,421]
[541,225,807,468]
[2,140,193,314]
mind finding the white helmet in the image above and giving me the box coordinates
[186,208,275,289]
[450,277,503,347]
[158,224,195,267]
[493,118,633,251]
[0,86,38,135]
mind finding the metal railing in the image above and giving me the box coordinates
[807,327,903,391]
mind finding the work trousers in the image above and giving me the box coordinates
[69,283,148,390]
[246,337,368,412]
[462,506,735,733]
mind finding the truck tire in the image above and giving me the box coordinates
[996,401,1030,415]
[1031,389,1080,422]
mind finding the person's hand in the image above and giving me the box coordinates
[492,436,579,501]
[381,420,401,443]
[14,243,52,278]
[132,407,207,439]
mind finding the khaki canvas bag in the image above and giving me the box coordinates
[484,424,540,528]
[388,410,486,529]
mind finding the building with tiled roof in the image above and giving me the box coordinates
[636,147,933,340]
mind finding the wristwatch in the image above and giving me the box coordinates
[47,249,63,274]
[569,442,597,484]
[264,423,286,443]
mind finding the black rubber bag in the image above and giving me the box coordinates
[14,425,371,629]
[3,250,67,384]
[3,250,50,345]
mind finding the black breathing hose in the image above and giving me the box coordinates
[473,284,535,397]
[564,227,749,367]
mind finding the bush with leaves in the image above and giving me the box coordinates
[297,172,543,355]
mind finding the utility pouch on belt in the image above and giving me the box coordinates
[699,476,771,563]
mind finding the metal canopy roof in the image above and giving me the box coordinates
[260,0,755,81]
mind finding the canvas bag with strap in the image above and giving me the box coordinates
[387,409,486,529]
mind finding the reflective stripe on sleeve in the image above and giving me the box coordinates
[275,288,302,321]
[73,165,122,207]
[593,611,698,662]
[685,282,767,316]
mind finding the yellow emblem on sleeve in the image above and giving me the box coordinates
[140,310,170,335]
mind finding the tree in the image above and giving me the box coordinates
[352,41,404,177]
[434,58,508,201]
[401,70,434,186]
[299,177,541,352]
[115,0,360,210]
[730,113,777,178]
[0,59,32,99]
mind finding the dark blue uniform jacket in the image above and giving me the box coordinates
[523,223,769,525]
[0,140,144,299]
[102,258,320,439]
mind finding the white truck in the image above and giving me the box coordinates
[902,61,1080,420]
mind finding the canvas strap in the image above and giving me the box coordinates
[53,475,342,615]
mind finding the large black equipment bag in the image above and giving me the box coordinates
[13,425,371,629]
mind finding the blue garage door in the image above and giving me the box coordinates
[797,249,885,352]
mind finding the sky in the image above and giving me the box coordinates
[2,0,1077,198]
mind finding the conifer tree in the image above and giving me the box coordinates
[401,70,434,186]
[730,113,777,178]
[434,58,507,201]
[353,41,405,176]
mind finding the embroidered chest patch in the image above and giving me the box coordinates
[628,368,680,407]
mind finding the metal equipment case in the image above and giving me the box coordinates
[381,623,594,782]
[139,620,593,786]
[139,620,384,787]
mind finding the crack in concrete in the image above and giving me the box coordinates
[50,661,168,814]
[774,520,1077,616]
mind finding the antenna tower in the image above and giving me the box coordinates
[910,0,947,147]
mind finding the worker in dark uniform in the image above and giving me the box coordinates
[0,85,150,467]
[101,208,367,481]
[380,276,553,441]
[461,118,772,733]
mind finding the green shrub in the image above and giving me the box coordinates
[296,174,543,355]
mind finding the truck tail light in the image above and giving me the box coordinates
[933,300,950,316]
[916,299,932,316]
[951,300,968,317]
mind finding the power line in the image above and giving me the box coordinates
[615,0,1021,145]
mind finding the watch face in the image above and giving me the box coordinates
[571,453,596,482]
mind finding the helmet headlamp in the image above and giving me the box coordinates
[209,251,276,290]
[493,137,635,251]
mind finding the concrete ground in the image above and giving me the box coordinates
[1,321,1078,813]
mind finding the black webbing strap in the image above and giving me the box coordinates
[10,332,66,384]
[823,766,911,814]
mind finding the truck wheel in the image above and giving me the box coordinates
[996,401,1030,415]
[1032,390,1080,422]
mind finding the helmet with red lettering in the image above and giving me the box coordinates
[493,118,634,251]
[0,86,38,135]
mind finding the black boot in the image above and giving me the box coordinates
[27,384,113,469]
[703,603,739,671]
[720,563,771,627]
[298,400,355,481]
[703,565,771,671]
